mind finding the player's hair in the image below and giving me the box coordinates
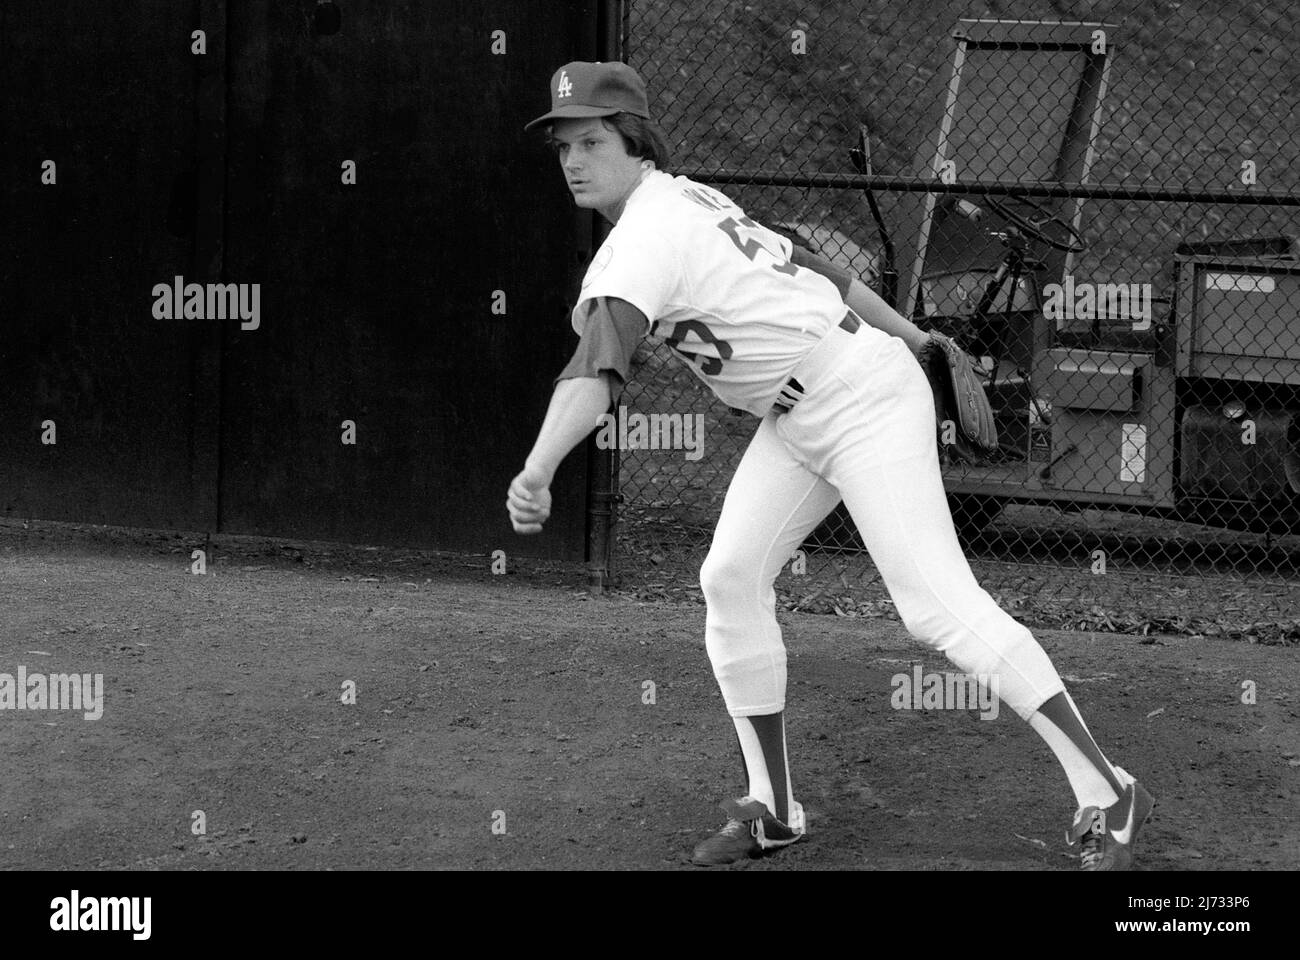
[544,113,672,171]
[601,113,671,171]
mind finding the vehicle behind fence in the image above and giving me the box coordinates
[602,0,1300,640]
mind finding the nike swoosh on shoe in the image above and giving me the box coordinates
[1110,787,1136,844]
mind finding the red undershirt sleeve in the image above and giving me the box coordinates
[788,244,854,300]
[554,296,649,389]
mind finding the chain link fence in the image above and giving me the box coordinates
[608,0,1300,643]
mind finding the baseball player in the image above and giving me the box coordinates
[507,61,1154,870]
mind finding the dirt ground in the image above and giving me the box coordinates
[1,518,1297,871]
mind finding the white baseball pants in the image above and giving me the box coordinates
[699,323,1065,720]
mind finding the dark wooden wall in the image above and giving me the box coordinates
[0,1,597,559]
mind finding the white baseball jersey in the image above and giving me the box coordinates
[573,171,849,416]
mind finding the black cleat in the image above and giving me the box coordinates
[691,796,805,866]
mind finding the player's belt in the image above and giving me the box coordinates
[772,310,863,414]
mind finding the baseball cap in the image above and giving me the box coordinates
[523,61,651,132]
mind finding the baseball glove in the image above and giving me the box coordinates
[916,332,998,462]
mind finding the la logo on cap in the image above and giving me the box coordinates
[523,61,651,132]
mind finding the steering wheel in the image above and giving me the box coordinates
[984,194,1086,253]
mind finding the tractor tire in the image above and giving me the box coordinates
[947,494,1006,544]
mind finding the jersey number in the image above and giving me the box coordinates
[656,212,787,378]
[663,319,733,376]
[717,216,799,277]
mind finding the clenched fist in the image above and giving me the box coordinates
[506,465,552,534]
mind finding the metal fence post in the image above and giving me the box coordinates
[584,0,629,592]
